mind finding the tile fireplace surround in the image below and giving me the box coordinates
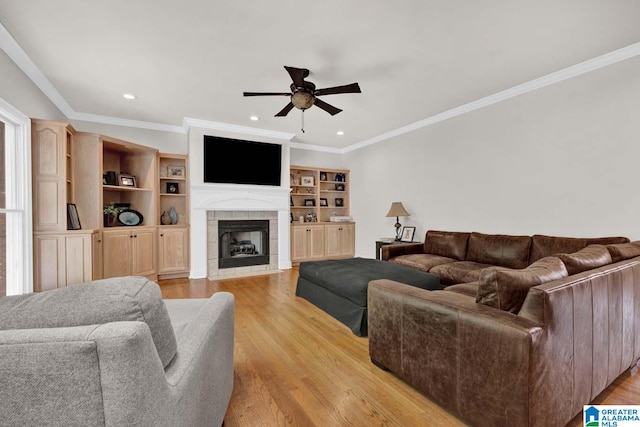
[190,184,292,279]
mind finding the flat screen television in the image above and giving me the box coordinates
[203,135,282,186]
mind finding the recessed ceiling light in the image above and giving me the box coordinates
[337,131,344,136]
[250,115,259,121]
[123,93,137,100]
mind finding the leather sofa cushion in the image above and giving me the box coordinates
[0,277,178,368]
[466,232,531,269]
[390,254,455,272]
[557,245,612,275]
[606,241,640,263]
[430,261,492,286]
[444,281,479,297]
[476,256,568,313]
[423,230,470,261]
[529,234,629,263]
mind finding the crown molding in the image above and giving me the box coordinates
[343,41,640,153]
[183,117,295,141]
[3,18,639,154]
[71,111,185,133]
[0,22,74,117]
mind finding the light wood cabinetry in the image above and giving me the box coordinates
[31,120,75,232]
[291,224,326,262]
[158,227,190,275]
[32,121,188,286]
[102,227,156,279]
[33,231,93,292]
[289,165,354,263]
[324,223,355,258]
[157,153,190,278]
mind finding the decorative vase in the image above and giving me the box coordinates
[169,207,178,225]
[104,214,117,227]
[161,211,172,225]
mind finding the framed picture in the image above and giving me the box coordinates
[400,226,416,242]
[335,198,344,207]
[166,182,179,193]
[304,198,316,206]
[319,172,327,181]
[335,173,346,182]
[320,198,328,207]
[335,183,345,191]
[301,176,314,186]
[67,203,81,230]
[168,165,186,177]
[119,174,137,187]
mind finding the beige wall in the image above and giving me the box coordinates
[0,121,5,295]
[346,56,640,257]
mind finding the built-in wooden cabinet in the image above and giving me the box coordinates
[32,120,193,289]
[158,227,189,275]
[324,223,355,258]
[102,227,156,279]
[291,224,326,262]
[290,165,354,263]
[33,231,93,292]
[31,120,75,232]
[157,154,190,278]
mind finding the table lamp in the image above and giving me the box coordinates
[385,202,410,241]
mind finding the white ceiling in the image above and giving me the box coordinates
[1,1,640,149]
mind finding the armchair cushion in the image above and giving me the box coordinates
[476,256,568,313]
[0,277,177,368]
[557,245,612,275]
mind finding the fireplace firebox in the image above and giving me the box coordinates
[218,220,269,269]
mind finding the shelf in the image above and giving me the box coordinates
[159,193,186,197]
[103,185,153,193]
[160,177,187,181]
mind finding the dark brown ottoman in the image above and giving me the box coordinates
[296,257,441,336]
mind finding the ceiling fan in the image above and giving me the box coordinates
[243,66,361,128]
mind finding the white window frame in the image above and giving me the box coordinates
[0,98,32,295]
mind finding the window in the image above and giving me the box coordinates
[0,99,33,295]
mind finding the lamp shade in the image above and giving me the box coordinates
[386,202,410,218]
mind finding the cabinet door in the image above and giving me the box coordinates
[34,235,65,292]
[338,223,355,257]
[324,223,355,258]
[324,224,342,257]
[159,227,189,274]
[64,234,92,285]
[92,231,103,280]
[32,122,67,231]
[290,226,309,262]
[132,229,156,276]
[307,225,325,260]
[102,229,133,278]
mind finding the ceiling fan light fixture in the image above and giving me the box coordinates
[291,91,315,110]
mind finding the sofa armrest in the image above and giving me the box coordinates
[163,292,235,427]
[0,322,171,427]
[381,242,423,260]
[368,279,543,426]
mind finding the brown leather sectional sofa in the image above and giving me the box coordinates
[371,230,640,426]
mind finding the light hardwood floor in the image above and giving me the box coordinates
[159,268,640,427]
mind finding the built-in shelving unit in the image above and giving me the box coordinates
[289,165,354,263]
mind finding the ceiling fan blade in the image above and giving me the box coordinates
[315,82,361,96]
[284,66,308,88]
[313,98,342,116]
[243,92,291,97]
[275,102,295,117]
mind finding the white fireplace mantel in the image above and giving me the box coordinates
[190,183,292,278]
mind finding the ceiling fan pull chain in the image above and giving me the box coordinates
[301,110,305,133]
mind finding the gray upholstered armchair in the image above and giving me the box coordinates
[0,277,234,427]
